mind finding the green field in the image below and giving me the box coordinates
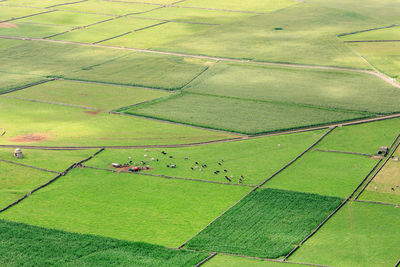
[186,188,342,258]
[359,146,400,204]
[0,39,22,50]
[290,201,400,267]
[0,6,44,21]
[0,97,236,147]
[85,130,325,186]
[205,255,307,267]
[341,26,400,41]
[0,72,45,94]
[0,161,55,209]
[7,79,172,110]
[59,0,155,15]
[6,0,76,8]
[264,151,378,198]
[0,22,71,38]
[0,168,250,247]
[123,92,366,134]
[184,62,400,114]
[0,219,208,267]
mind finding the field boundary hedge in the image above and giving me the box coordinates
[0,158,61,174]
[1,95,98,110]
[0,78,56,96]
[0,148,105,214]
[313,148,373,157]
[0,9,57,23]
[194,252,216,267]
[354,199,399,207]
[338,24,399,37]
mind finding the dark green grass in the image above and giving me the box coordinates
[0,219,208,267]
[186,188,342,258]
[122,92,368,134]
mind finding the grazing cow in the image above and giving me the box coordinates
[224,169,227,172]
[225,176,231,182]
[161,151,167,155]
[239,178,242,184]
[218,163,222,166]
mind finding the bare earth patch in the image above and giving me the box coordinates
[84,110,102,115]
[9,133,49,143]
[0,23,17,28]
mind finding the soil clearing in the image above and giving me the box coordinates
[9,133,49,143]
[0,23,17,28]
[84,109,102,115]
[109,165,153,173]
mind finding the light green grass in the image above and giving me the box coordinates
[0,97,236,147]
[176,0,297,13]
[205,255,308,267]
[0,39,22,50]
[0,219,208,267]
[86,130,325,185]
[124,92,367,134]
[6,0,76,8]
[316,118,400,154]
[341,26,400,41]
[110,0,176,4]
[186,188,342,258]
[18,10,111,27]
[0,168,250,247]
[359,147,400,204]
[0,6,43,21]
[8,79,172,110]
[185,62,400,114]
[103,21,212,49]
[0,22,71,38]
[349,42,400,79]
[0,148,95,172]
[0,72,45,94]
[290,201,400,267]
[0,161,54,209]
[264,151,377,198]
[132,7,255,24]
[52,17,156,43]
[60,0,154,15]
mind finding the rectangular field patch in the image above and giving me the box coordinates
[185,188,342,258]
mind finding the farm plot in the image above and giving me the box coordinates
[349,42,400,79]
[85,129,325,186]
[290,201,400,267]
[0,72,46,94]
[0,6,44,21]
[264,151,378,198]
[0,39,22,50]
[0,148,95,172]
[359,146,400,204]
[205,255,307,267]
[5,0,78,8]
[0,161,55,209]
[0,22,71,38]
[59,0,155,16]
[102,22,213,50]
[175,0,297,13]
[185,188,342,258]
[0,97,236,147]
[0,168,250,247]
[51,17,157,44]
[131,7,255,25]
[7,79,172,110]
[341,26,400,41]
[185,62,400,114]
[17,10,112,28]
[0,220,208,267]
[123,92,366,134]
[316,117,400,155]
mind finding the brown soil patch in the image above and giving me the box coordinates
[204,61,215,66]
[9,133,49,143]
[84,109,102,115]
[0,23,17,28]
[109,165,152,173]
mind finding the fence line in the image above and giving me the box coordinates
[0,158,61,174]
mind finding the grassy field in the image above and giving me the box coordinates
[7,79,172,110]
[341,26,400,41]
[264,151,377,198]
[290,201,400,267]
[85,130,325,186]
[0,6,44,21]
[123,92,366,134]
[359,147,400,204]
[316,118,400,154]
[0,39,22,50]
[176,0,297,13]
[0,72,45,94]
[0,161,54,209]
[0,148,95,172]
[205,255,308,267]
[0,168,250,247]
[6,0,76,8]
[186,188,342,258]
[0,97,236,147]
[0,219,208,267]
[0,22,71,38]
[185,62,400,114]
[349,42,400,79]
[59,0,155,15]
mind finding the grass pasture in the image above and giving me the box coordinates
[0,39,22,50]
[6,0,78,8]
[0,97,236,147]
[185,62,400,114]
[0,72,46,94]
[0,22,71,38]
[85,129,325,186]
[341,26,400,41]
[122,92,366,134]
[0,161,54,209]
[0,6,43,21]
[290,201,400,267]
[316,118,400,154]
[264,151,378,198]
[0,219,208,266]
[205,255,308,267]
[7,79,172,110]
[185,188,342,258]
[0,168,250,247]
